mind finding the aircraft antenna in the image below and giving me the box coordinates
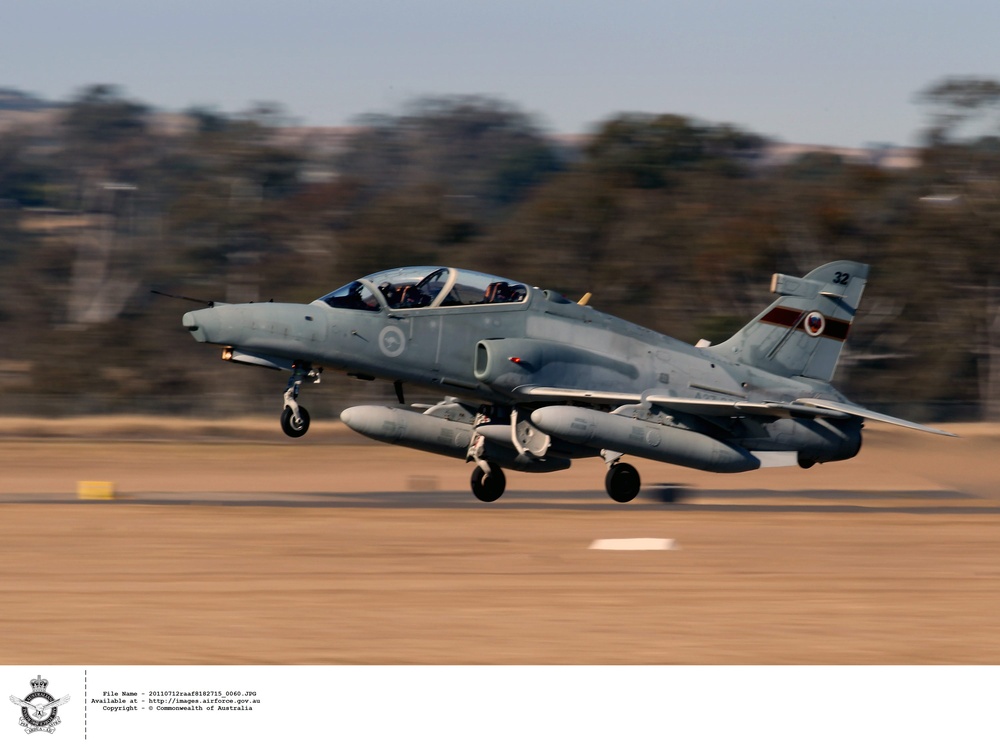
[150,289,217,307]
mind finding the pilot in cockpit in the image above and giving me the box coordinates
[379,282,427,309]
[483,282,511,303]
[482,282,526,304]
[378,282,398,307]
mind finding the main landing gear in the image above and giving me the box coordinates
[605,462,641,503]
[470,463,506,503]
[467,458,641,504]
[467,416,508,503]
[603,451,641,503]
[463,411,642,505]
[281,363,320,438]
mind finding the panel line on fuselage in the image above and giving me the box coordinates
[435,314,444,368]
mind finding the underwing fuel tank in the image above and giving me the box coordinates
[341,405,474,459]
[340,406,570,473]
[530,406,761,473]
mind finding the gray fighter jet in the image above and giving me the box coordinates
[182,260,953,502]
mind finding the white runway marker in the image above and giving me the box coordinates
[588,538,678,551]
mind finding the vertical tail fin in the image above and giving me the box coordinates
[710,260,869,382]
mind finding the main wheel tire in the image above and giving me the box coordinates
[605,462,641,503]
[471,464,506,503]
[281,405,310,438]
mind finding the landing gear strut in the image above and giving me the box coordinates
[281,363,320,438]
[471,462,506,503]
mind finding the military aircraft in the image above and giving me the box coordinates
[182,260,953,503]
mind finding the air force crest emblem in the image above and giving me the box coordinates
[9,675,70,734]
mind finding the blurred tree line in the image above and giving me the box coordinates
[0,80,997,421]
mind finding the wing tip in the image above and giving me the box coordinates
[795,398,958,437]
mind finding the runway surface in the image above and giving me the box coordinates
[2,487,996,513]
[1,422,999,664]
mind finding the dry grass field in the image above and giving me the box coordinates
[0,417,998,664]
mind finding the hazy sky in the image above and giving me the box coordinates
[5,0,1000,146]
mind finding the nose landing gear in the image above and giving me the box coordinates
[280,404,310,437]
[281,363,321,438]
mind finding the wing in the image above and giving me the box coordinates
[43,695,70,710]
[517,386,848,419]
[793,398,957,437]
[517,385,955,436]
[644,396,852,420]
[10,695,28,707]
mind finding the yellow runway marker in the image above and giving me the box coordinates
[77,481,116,500]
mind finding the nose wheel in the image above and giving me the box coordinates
[281,404,310,437]
[281,362,320,438]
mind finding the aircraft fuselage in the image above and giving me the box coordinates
[181,262,950,502]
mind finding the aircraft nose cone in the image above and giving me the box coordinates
[183,308,216,343]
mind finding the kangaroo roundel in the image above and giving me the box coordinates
[378,326,407,357]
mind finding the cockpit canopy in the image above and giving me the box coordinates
[316,267,528,312]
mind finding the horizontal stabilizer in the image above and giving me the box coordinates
[770,274,827,299]
[793,398,957,437]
